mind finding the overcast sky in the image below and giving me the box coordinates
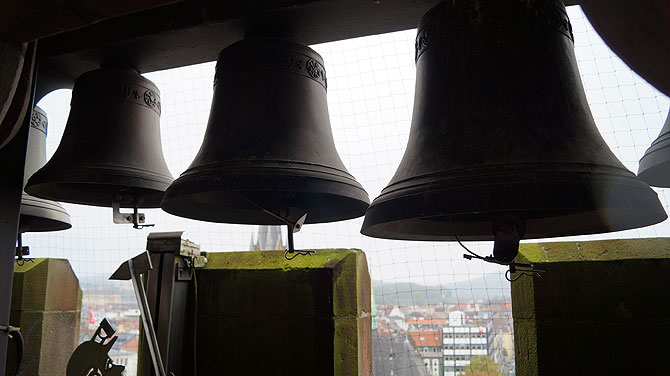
[25,6,670,289]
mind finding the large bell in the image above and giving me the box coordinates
[19,106,71,233]
[25,68,174,208]
[638,111,670,187]
[361,0,666,242]
[161,38,370,224]
[579,0,670,96]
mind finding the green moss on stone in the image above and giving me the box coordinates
[203,248,361,271]
[334,316,360,375]
[518,238,670,264]
[9,258,81,376]
[13,258,47,273]
[513,320,539,376]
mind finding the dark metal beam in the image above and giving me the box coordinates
[0,76,33,376]
[0,0,182,45]
[36,0,580,91]
[37,0,437,80]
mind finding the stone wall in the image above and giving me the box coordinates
[512,238,670,375]
[6,258,81,376]
[187,249,372,375]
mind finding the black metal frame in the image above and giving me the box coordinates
[0,65,37,375]
[139,232,201,376]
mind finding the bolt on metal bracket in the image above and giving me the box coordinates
[112,200,154,229]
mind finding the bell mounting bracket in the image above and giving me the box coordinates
[283,212,314,260]
[233,192,314,260]
[260,208,313,260]
[15,233,33,266]
[112,199,154,229]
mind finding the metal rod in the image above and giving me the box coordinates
[287,226,295,252]
[15,233,22,257]
[129,260,166,376]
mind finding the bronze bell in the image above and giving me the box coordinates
[19,106,71,233]
[638,112,670,187]
[25,68,173,209]
[579,0,670,96]
[161,38,370,225]
[361,0,666,243]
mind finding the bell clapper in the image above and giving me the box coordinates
[451,216,545,282]
[112,194,154,229]
[15,233,33,266]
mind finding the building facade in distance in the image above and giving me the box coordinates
[442,311,491,376]
[408,329,443,376]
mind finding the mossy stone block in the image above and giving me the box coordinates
[11,258,82,311]
[6,258,81,376]
[512,319,538,376]
[192,249,371,375]
[513,238,670,376]
[517,237,670,263]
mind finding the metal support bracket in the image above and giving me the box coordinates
[112,199,154,229]
[15,234,33,266]
[15,233,29,258]
[232,192,314,259]
[283,213,315,260]
[239,203,314,259]
[176,265,193,281]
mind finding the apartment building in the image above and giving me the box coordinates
[442,311,491,376]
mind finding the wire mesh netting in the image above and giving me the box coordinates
[23,5,670,376]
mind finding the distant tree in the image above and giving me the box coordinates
[458,356,503,376]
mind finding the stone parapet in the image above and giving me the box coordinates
[512,238,670,375]
[190,249,372,375]
[6,258,81,376]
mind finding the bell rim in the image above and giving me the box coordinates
[380,162,638,196]
[25,166,173,208]
[164,164,368,200]
[162,193,370,225]
[361,172,666,241]
[161,169,370,224]
[638,157,670,188]
[20,193,70,213]
[638,125,670,188]
[18,215,72,233]
[19,194,72,233]
[178,159,360,181]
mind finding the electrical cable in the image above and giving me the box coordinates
[450,216,544,281]
[8,327,23,376]
[449,216,488,260]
